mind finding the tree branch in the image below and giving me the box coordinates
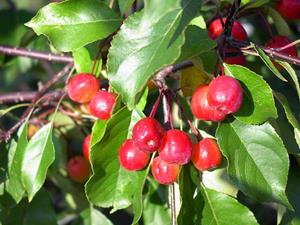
[228,39,300,66]
[0,90,64,104]
[0,45,73,63]
[152,61,193,89]
[0,64,73,142]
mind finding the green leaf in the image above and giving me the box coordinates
[6,123,28,203]
[274,92,300,130]
[0,104,30,118]
[255,46,287,82]
[200,185,259,225]
[85,108,149,224]
[178,25,216,62]
[74,207,113,225]
[241,0,270,9]
[143,180,170,225]
[72,47,102,75]
[118,0,135,15]
[279,166,300,225]
[136,87,149,112]
[91,119,108,147]
[265,6,291,37]
[21,123,55,201]
[26,0,121,52]
[216,119,290,207]
[1,189,57,225]
[108,0,202,108]
[224,64,278,124]
[277,61,300,102]
[202,167,238,197]
[178,165,198,225]
[295,129,300,149]
[23,189,57,225]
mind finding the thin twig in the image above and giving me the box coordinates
[168,90,201,140]
[0,45,73,63]
[0,90,64,104]
[153,61,193,89]
[275,39,300,52]
[162,93,177,225]
[0,64,73,142]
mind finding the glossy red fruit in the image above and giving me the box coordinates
[83,134,91,161]
[132,117,165,153]
[89,90,117,120]
[265,35,298,57]
[67,156,90,182]
[158,129,193,165]
[207,76,243,114]
[208,17,247,41]
[151,156,180,185]
[119,139,150,171]
[67,73,99,103]
[276,0,300,20]
[192,138,222,171]
[191,85,227,121]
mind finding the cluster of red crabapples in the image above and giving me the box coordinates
[118,117,222,185]
[66,73,117,182]
[191,75,243,122]
[208,9,298,69]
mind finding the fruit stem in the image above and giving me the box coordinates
[149,90,163,118]
[162,91,177,225]
[169,183,177,225]
[165,91,174,130]
[275,39,300,52]
[0,45,73,63]
[169,90,202,141]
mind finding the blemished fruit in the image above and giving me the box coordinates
[151,156,180,185]
[158,129,193,165]
[119,139,150,171]
[67,156,91,182]
[192,138,222,171]
[83,134,91,161]
[208,17,247,41]
[191,85,227,121]
[89,90,117,120]
[132,117,165,153]
[67,73,99,103]
[207,76,243,114]
[265,35,298,57]
[276,0,300,20]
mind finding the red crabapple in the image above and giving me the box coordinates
[89,90,117,120]
[207,76,243,114]
[67,73,99,103]
[132,117,165,153]
[192,138,222,171]
[158,129,193,165]
[119,139,150,171]
[83,134,91,161]
[151,156,180,185]
[208,17,247,41]
[276,0,300,20]
[191,85,227,122]
[67,156,91,182]
[265,35,298,57]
